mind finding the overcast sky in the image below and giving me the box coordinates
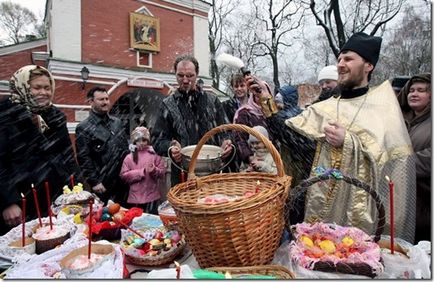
[0,0,46,43]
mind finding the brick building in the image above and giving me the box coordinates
[0,0,214,137]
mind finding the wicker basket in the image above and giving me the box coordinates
[207,265,296,279]
[125,240,186,266]
[167,124,291,268]
[290,172,386,278]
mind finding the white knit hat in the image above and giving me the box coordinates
[248,126,269,143]
[318,65,338,82]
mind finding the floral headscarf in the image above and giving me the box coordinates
[9,65,55,132]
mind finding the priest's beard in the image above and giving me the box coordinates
[338,66,365,91]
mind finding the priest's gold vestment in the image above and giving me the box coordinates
[286,81,416,243]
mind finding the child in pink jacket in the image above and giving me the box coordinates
[120,127,166,214]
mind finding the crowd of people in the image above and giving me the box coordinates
[0,32,430,245]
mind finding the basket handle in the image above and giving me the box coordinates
[292,173,385,242]
[188,123,285,178]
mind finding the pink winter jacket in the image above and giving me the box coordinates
[120,147,166,204]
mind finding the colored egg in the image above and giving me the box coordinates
[101,213,111,221]
[108,203,121,215]
[132,238,145,248]
[149,239,161,245]
[112,211,125,222]
[171,232,181,243]
[102,207,109,214]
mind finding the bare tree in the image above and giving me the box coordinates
[309,0,405,58]
[247,0,307,92]
[208,0,240,89]
[373,5,431,83]
[0,1,37,45]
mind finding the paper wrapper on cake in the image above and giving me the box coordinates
[377,235,431,279]
[289,222,384,278]
[32,225,71,254]
[8,237,36,255]
[60,244,115,279]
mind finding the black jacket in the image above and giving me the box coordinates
[0,100,73,232]
[75,111,129,195]
[39,106,81,192]
[151,89,230,186]
[222,97,239,123]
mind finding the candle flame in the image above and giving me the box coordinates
[257,180,260,185]
[31,183,35,188]
[174,261,180,267]
[225,271,232,279]
[385,175,390,182]
[20,193,25,198]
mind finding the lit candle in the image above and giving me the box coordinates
[174,261,180,279]
[88,198,94,259]
[44,182,53,230]
[31,184,43,227]
[225,271,232,279]
[255,180,261,193]
[385,175,394,254]
[21,193,26,247]
[70,175,75,188]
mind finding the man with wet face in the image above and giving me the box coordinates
[75,87,129,204]
[246,32,416,243]
[151,54,233,186]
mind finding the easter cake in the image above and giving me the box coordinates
[289,222,384,278]
[32,224,71,254]
[52,183,102,217]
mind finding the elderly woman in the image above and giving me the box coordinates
[0,65,79,234]
[397,73,431,243]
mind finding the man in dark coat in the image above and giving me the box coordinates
[151,55,233,187]
[75,87,129,204]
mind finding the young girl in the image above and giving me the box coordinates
[243,126,277,174]
[120,127,166,214]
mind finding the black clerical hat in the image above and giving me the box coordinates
[340,32,382,67]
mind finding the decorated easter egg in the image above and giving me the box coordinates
[108,203,121,215]
[102,207,109,214]
[171,232,181,243]
[149,239,161,245]
[101,213,112,221]
[154,231,164,240]
[112,211,125,222]
[132,238,145,247]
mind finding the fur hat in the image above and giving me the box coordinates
[248,126,269,143]
[318,65,338,82]
[131,126,150,143]
[339,32,382,67]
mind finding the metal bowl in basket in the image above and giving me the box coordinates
[169,144,227,176]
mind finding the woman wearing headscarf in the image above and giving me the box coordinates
[397,73,431,243]
[0,65,79,234]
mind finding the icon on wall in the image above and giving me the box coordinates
[130,12,160,52]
